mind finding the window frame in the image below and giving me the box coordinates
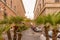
[55,0,60,3]
[4,0,6,3]
[11,0,12,8]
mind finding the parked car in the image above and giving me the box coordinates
[31,26,42,32]
[35,27,42,32]
[48,30,52,38]
[48,30,60,38]
[57,32,60,38]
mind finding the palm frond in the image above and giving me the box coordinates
[35,16,45,25]
[9,16,24,24]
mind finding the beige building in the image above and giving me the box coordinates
[34,0,60,19]
[0,0,25,19]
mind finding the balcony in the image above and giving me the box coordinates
[45,3,60,8]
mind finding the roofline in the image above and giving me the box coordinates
[33,0,38,13]
[20,0,26,13]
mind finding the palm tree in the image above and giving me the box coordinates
[46,13,60,40]
[9,16,29,40]
[0,23,11,40]
[16,23,28,40]
[35,15,50,40]
[0,24,5,40]
[0,15,30,40]
[0,18,12,40]
[9,16,23,40]
[35,12,60,40]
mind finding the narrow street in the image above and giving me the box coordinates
[21,28,60,40]
[2,28,60,40]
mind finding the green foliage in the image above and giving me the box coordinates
[24,18,31,22]
[35,12,60,29]
[17,26,28,32]
[0,19,8,24]
[0,36,3,40]
[0,16,24,24]
[9,16,24,24]
[0,24,11,35]
[0,16,29,40]
[35,16,45,25]
[0,24,11,40]
[16,24,28,32]
[46,13,60,26]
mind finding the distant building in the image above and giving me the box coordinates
[34,0,60,19]
[0,0,25,19]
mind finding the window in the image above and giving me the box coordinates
[39,4,41,11]
[14,6,16,11]
[4,8,7,18]
[11,0,12,8]
[43,0,44,6]
[55,0,60,3]
[4,0,6,3]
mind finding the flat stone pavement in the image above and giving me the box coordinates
[21,28,41,40]
[2,28,60,40]
[21,28,60,40]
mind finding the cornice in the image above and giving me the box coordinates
[20,0,26,13]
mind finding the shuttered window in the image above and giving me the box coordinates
[4,0,6,3]
[55,0,60,3]
[11,0,12,8]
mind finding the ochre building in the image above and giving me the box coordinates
[0,0,25,19]
[34,0,60,19]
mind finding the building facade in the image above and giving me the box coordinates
[0,0,25,19]
[34,0,60,19]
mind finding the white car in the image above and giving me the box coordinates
[57,32,60,38]
[48,30,60,38]
[31,27,42,32]
[48,30,52,38]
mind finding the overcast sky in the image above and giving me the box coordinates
[22,0,36,19]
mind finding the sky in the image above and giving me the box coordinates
[22,0,36,19]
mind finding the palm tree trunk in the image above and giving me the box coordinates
[16,32,22,40]
[13,30,17,40]
[44,26,49,40]
[13,26,18,40]
[7,30,12,40]
[52,29,57,40]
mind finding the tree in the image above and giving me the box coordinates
[0,24,11,40]
[0,18,12,40]
[47,13,60,40]
[9,16,29,40]
[35,15,50,40]
[0,15,30,40]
